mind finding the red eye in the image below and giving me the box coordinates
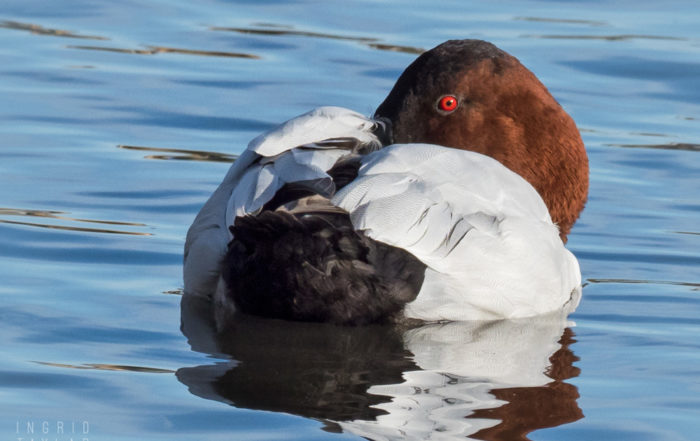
[438,95,458,112]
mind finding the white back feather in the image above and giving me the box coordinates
[332,144,581,320]
[247,106,380,157]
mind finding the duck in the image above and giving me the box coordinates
[183,39,589,326]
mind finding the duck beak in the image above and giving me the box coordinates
[373,116,394,146]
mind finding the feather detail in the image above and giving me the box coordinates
[332,144,581,320]
[184,107,383,299]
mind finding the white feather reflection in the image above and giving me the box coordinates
[178,297,581,440]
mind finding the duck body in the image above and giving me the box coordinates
[183,40,588,326]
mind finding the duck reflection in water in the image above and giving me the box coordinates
[179,297,582,441]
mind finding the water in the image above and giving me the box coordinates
[1,0,699,440]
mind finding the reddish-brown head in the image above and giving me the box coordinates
[375,40,588,241]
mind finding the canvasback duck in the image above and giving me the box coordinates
[183,39,589,325]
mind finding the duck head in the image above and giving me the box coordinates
[375,39,588,241]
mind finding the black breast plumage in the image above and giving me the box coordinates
[221,157,426,326]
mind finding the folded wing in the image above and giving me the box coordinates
[332,144,581,320]
[184,107,384,298]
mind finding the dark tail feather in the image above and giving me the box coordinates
[222,210,425,325]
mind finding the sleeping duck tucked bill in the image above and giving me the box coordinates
[183,39,589,327]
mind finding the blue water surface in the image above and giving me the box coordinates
[1,1,699,440]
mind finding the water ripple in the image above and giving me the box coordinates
[0,207,151,235]
[514,16,608,26]
[522,33,686,41]
[365,42,424,54]
[67,44,260,59]
[0,370,109,389]
[608,142,700,152]
[118,144,237,163]
[577,250,700,267]
[211,25,379,43]
[212,24,425,54]
[587,278,700,289]
[9,107,274,132]
[20,325,178,344]
[0,20,108,40]
[564,56,700,81]
[576,313,700,326]
[0,219,152,236]
[110,107,273,132]
[35,361,174,374]
[0,240,180,265]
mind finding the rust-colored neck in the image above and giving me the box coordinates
[448,58,588,240]
[377,44,588,241]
